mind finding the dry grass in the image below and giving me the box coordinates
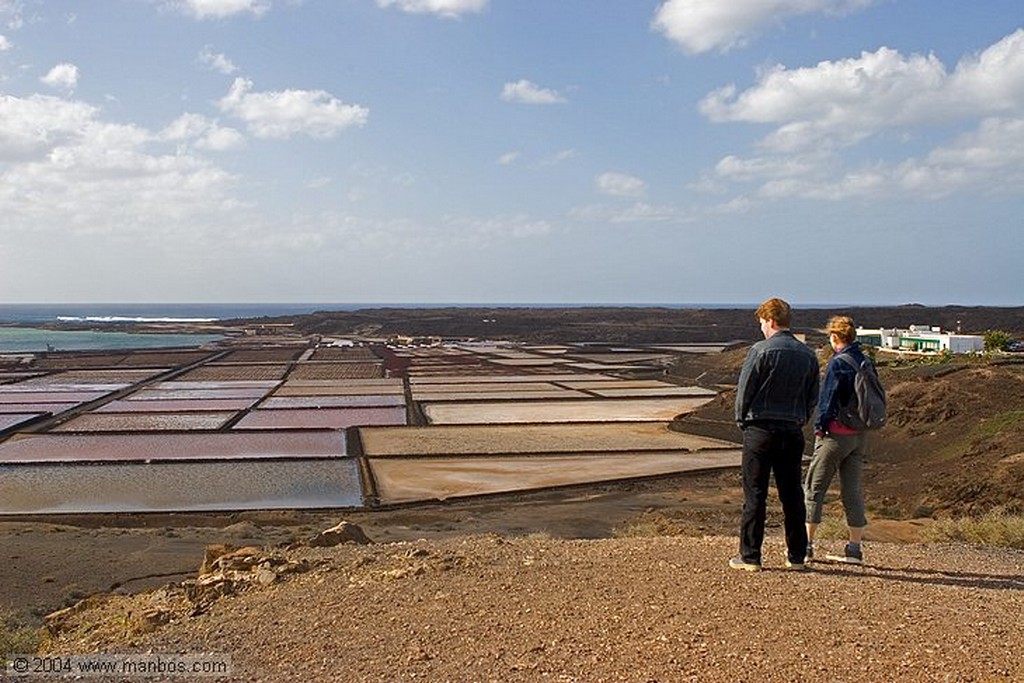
[809,507,855,541]
[922,512,1024,550]
[613,512,690,538]
[0,608,40,663]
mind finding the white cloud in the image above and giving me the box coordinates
[0,94,94,161]
[0,92,240,241]
[199,125,246,151]
[924,117,1024,172]
[306,177,332,189]
[714,153,829,182]
[339,164,417,204]
[171,0,270,19]
[198,46,238,74]
[501,79,567,105]
[538,149,577,167]
[569,202,693,224]
[218,77,369,139]
[0,1,24,30]
[774,116,1024,200]
[375,0,487,19]
[41,63,79,91]
[946,30,1024,114]
[695,29,1024,204]
[161,113,244,151]
[253,210,550,259]
[652,0,875,54]
[700,30,1024,153]
[443,213,551,243]
[0,34,10,51]
[596,172,647,199]
[498,149,575,167]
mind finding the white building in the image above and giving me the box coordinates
[856,325,985,354]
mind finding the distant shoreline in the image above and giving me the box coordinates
[260,305,1024,346]
[3,304,1021,348]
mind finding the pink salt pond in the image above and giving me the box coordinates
[0,431,347,463]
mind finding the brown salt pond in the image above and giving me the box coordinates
[360,422,738,457]
[368,450,742,505]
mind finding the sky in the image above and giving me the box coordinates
[0,0,1022,306]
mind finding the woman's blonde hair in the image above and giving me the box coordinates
[827,316,857,344]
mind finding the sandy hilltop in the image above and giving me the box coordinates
[2,305,1023,681]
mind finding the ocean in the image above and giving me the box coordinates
[0,304,289,353]
[0,327,227,353]
[0,303,353,325]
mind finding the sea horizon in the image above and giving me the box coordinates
[0,300,1013,325]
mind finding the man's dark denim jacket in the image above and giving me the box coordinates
[734,330,820,430]
[814,341,867,433]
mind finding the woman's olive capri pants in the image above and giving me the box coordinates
[804,432,868,528]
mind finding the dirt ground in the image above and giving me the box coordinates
[3,309,1024,681]
[32,531,1024,682]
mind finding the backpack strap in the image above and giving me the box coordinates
[834,353,859,370]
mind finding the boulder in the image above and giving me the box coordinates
[307,521,372,547]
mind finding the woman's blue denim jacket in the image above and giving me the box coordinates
[814,341,867,433]
[734,330,820,429]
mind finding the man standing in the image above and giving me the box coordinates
[731,297,819,571]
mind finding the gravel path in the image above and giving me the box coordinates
[41,534,1024,682]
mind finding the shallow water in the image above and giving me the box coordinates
[0,327,224,353]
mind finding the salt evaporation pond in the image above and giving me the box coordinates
[0,459,363,514]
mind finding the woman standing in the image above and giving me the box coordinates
[805,316,872,565]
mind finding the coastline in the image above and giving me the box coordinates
[3,302,1020,352]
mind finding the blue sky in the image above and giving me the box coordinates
[1,0,1021,305]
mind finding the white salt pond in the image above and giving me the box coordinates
[423,396,715,424]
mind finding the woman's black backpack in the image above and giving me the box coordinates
[835,354,887,431]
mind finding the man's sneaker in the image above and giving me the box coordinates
[728,556,761,572]
[825,543,865,565]
[784,559,807,571]
[804,543,814,564]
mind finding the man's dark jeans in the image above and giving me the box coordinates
[739,423,808,564]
